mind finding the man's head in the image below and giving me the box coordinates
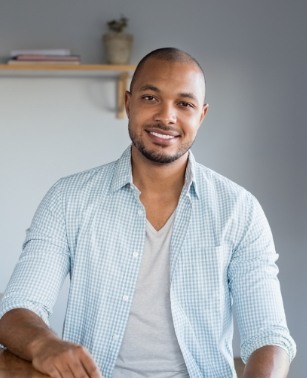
[130,47,207,102]
[125,47,208,165]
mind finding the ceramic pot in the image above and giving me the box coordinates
[103,32,133,64]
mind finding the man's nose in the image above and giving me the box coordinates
[154,103,177,124]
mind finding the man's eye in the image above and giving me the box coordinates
[142,95,155,101]
[179,101,193,108]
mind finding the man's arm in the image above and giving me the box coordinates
[229,194,296,370]
[0,308,102,378]
[243,345,289,377]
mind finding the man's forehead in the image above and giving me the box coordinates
[141,57,201,73]
[136,59,203,85]
[134,59,206,99]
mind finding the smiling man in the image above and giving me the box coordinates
[126,53,207,166]
[0,48,296,378]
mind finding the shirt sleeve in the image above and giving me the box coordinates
[0,179,70,325]
[228,193,296,364]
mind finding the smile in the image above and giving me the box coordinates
[149,131,176,140]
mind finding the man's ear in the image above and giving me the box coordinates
[125,91,131,118]
[200,103,209,123]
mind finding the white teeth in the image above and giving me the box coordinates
[150,131,175,140]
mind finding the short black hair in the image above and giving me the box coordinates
[130,47,206,97]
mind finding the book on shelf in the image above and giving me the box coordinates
[13,54,80,61]
[10,49,72,57]
[7,50,81,65]
[8,55,81,64]
[7,59,81,65]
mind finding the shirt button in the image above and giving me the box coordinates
[113,334,120,341]
[138,210,142,216]
[122,295,129,302]
[132,252,139,258]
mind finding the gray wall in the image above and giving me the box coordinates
[0,1,306,376]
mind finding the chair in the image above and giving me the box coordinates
[234,357,245,377]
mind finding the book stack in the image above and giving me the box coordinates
[7,49,81,65]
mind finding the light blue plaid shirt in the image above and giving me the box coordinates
[1,146,296,377]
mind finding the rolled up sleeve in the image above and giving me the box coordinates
[0,179,70,325]
[228,193,296,363]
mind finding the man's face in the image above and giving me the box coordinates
[125,58,208,164]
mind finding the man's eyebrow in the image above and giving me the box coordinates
[139,84,160,92]
[139,85,198,101]
[179,92,198,101]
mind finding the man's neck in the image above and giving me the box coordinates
[131,147,188,195]
[131,146,189,230]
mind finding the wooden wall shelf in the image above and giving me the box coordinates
[0,64,136,119]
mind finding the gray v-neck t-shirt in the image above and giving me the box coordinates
[113,213,189,377]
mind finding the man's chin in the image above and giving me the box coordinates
[140,148,184,164]
[130,137,191,164]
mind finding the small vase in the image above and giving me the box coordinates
[103,32,133,64]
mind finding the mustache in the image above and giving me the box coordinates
[145,123,179,132]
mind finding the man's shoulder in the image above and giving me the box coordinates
[194,161,251,198]
[59,146,131,193]
[61,160,117,188]
[192,162,261,222]
[52,159,122,203]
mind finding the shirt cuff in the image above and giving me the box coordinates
[241,329,297,364]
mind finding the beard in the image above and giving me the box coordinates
[128,123,195,164]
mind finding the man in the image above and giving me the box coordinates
[0,48,296,377]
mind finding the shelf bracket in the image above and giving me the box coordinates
[117,72,129,119]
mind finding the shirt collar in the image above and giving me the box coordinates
[110,146,133,192]
[110,145,199,198]
[184,150,199,199]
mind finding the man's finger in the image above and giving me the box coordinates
[63,346,101,378]
[80,350,102,378]
[48,366,64,378]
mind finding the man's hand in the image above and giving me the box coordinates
[31,336,102,378]
[0,309,103,378]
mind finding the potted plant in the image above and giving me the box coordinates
[103,16,133,64]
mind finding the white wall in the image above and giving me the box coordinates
[1,1,306,376]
